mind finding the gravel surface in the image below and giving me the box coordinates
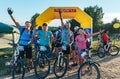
[0,53,120,79]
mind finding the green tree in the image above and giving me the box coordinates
[30,13,40,27]
[103,18,120,34]
[111,18,120,24]
[111,18,120,33]
[84,5,104,32]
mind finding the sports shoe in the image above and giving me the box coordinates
[68,66,72,70]
[71,63,78,67]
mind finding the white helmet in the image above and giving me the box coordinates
[74,26,79,32]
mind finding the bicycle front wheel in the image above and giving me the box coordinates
[34,55,50,79]
[78,62,100,79]
[53,56,68,78]
[97,47,105,58]
[12,59,25,79]
[109,45,119,56]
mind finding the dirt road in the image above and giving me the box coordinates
[0,53,120,79]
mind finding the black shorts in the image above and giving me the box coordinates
[71,44,75,50]
[55,42,62,47]
[71,42,76,50]
[19,45,32,59]
[62,45,71,54]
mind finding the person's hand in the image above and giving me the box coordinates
[7,8,13,15]
[33,22,38,28]
[59,9,62,14]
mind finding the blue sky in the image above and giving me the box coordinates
[0,0,120,26]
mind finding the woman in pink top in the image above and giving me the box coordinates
[75,28,103,65]
[75,28,88,65]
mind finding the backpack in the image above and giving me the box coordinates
[56,30,62,42]
[20,28,33,36]
[84,34,90,48]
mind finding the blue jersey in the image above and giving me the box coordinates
[19,26,33,45]
[37,30,52,46]
[62,26,73,44]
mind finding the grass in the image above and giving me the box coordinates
[0,48,13,55]
[0,57,11,76]
[0,47,13,76]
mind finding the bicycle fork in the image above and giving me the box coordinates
[57,52,63,66]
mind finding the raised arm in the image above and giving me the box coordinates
[7,8,20,28]
[90,30,104,37]
[59,9,64,27]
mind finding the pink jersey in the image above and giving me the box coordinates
[75,34,90,49]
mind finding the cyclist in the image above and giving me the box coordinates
[7,8,34,69]
[59,13,73,70]
[54,26,62,54]
[62,21,74,69]
[71,26,79,67]
[34,23,54,58]
[102,30,110,52]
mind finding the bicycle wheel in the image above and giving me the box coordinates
[34,55,50,79]
[12,59,25,79]
[78,62,100,79]
[53,56,68,78]
[97,47,105,58]
[109,45,119,56]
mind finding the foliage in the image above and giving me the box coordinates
[48,27,58,33]
[84,5,104,32]
[102,18,120,34]
[30,13,40,28]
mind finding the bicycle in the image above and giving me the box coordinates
[9,32,25,79]
[34,37,50,79]
[78,48,101,79]
[97,40,119,58]
[53,42,68,78]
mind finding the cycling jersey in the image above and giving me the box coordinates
[19,26,33,46]
[62,26,74,44]
[37,30,52,46]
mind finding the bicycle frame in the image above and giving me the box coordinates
[10,32,20,65]
[56,43,66,67]
[85,48,100,67]
[12,47,20,64]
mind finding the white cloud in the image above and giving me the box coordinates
[103,13,120,23]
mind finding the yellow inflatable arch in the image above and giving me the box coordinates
[36,7,92,29]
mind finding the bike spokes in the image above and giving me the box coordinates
[12,62,25,79]
[34,56,50,79]
[109,46,119,56]
[53,56,68,78]
[79,64,99,79]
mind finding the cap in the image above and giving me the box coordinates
[74,26,79,31]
